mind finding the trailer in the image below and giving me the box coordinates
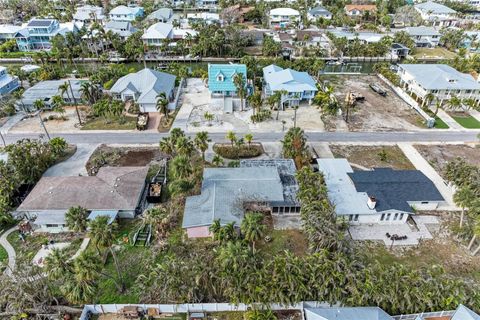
[136,112,149,131]
[146,159,168,203]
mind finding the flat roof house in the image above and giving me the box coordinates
[414,1,457,27]
[0,66,19,97]
[397,64,480,102]
[183,160,300,238]
[269,8,300,29]
[263,64,317,108]
[110,68,176,113]
[16,166,148,233]
[317,158,445,224]
[109,5,144,22]
[403,26,441,48]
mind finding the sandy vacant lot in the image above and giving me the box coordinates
[322,75,424,132]
[10,106,88,133]
[415,144,480,179]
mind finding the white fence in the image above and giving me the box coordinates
[377,74,435,128]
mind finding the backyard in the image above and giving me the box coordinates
[412,47,457,60]
[330,144,415,170]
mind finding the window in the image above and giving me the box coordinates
[394,213,398,220]
[380,214,385,221]
[349,215,353,221]
[217,74,224,82]
[399,213,404,221]
[421,201,429,204]
[354,214,359,221]
[46,224,60,228]
[386,213,391,221]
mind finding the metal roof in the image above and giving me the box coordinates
[305,307,393,320]
[269,8,300,16]
[147,8,173,20]
[207,63,247,93]
[263,64,317,93]
[404,26,440,36]
[19,79,85,107]
[452,305,480,320]
[142,22,173,39]
[308,6,332,16]
[398,64,480,91]
[415,1,456,14]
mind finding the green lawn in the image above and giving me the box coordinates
[81,116,137,130]
[413,47,457,59]
[433,116,449,129]
[0,244,7,270]
[452,114,480,129]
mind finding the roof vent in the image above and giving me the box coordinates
[367,196,376,210]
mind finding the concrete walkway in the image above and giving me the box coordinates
[1,113,26,134]
[70,238,90,260]
[469,109,480,123]
[43,143,98,177]
[435,109,463,130]
[0,226,18,277]
[310,142,334,158]
[397,143,458,210]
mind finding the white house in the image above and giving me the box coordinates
[403,26,441,47]
[317,158,445,225]
[104,21,137,39]
[269,8,300,29]
[142,22,197,48]
[397,64,480,102]
[0,66,19,96]
[109,5,144,22]
[147,8,174,22]
[110,68,176,112]
[0,24,24,42]
[307,6,332,21]
[73,5,105,26]
[414,1,457,27]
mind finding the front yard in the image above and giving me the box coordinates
[450,113,480,129]
[81,116,137,130]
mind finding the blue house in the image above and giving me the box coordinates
[0,66,19,96]
[15,19,77,51]
[109,5,144,22]
[263,64,317,109]
[207,63,247,97]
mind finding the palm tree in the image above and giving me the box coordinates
[60,82,82,125]
[244,133,253,148]
[175,136,194,156]
[447,95,462,111]
[241,212,266,251]
[226,131,237,147]
[209,219,222,240]
[65,206,89,232]
[274,90,288,120]
[156,92,169,120]
[422,92,435,109]
[247,91,263,116]
[293,105,299,128]
[194,131,211,161]
[233,73,247,112]
[33,99,50,140]
[212,154,224,167]
[469,216,480,255]
[88,216,125,292]
[44,248,73,280]
[170,155,192,179]
[51,95,65,117]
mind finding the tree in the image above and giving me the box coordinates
[262,35,281,57]
[65,206,89,232]
[51,95,65,117]
[233,73,247,112]
[170,155,193,179]
[247,91,263,116]
[194,131,211,161]
[44,247,73,281]
[226,131,237,147]
[392,30,416,50]
[156,92,169,121]
[468,216,480,254]
[241,212,266,251]
[244,133,253,148]
[212,154,224,167]
[33,99,50,140]
[88,216,125,292]
[282,127,310,169]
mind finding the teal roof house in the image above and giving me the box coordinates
[208,63,247,97]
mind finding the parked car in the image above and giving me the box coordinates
[369,83,387,96]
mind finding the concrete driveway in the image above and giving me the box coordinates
[43,143,98,177]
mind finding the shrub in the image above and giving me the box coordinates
[251,109,272,123]
[213,143,263,159]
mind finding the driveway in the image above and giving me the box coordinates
[1,226,18,276]
[43,143,98,177]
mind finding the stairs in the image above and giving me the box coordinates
[133,224,152,247]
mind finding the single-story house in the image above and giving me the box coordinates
[147,8,174,22]
[207,63,247,98]
[403,26,441,47]
[17,79,85,111]
[183,160,300,238]
[307,6,332,21]
[263,64,317,108]
[414,1,457,27]
[0,66,19,96]
[110,68,176,112]
[317,158,445,224]
[16,166,148,233]
[397,64,480,101]
[305,307,393,320]
[345,4,377,17]
[109,5,144,22]
[269,7,300,29]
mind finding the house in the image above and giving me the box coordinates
[263,64,317,108]
[110,68,176,113]
[305,307,393,320]
[404,26,441,47]
[142,22,197,48]
[0,24,24,43]
[307,6,333,21]
[220,5,255,24]
[109,5,144,22]
[207,63,247,98]
[186,12,220,25]
[414,1,457,27]
[17,79,85,110]
[397,64,480,101]
[15,18,78,51]
[390,43,410,59]
[104,21,136,39]
[329,29,388,44]
[269,8,301,29]
[183,160,300,238]
[196,0,218,9]
[146,8,173,22]
[0,66,19,96]
[317,158,445,224]
[345,4,377,17]
[451,305,480,320]
[462,30,480,53]
[16,166,148,233]
[73,5,105,26]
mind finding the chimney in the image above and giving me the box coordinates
[367,196,376,210]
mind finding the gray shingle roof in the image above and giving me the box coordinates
[348,168,444,213]
[398,64,480,91]
[305,307,393,320]
[308,6,332,17]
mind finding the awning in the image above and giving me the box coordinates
[87,210,119,225]
[34,211,66,225]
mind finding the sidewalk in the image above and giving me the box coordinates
[0,113,26,134]
[469,109,480,122]
[397,143,458,211]
[0,226,18,277]
[434,109,463,130]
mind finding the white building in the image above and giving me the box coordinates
[0,66,19,96]
[414,1,457,27]
[109,5,144,22]
[269,8,300,29]
[317,158,445,225]
[403,26,441,47]
[397,64,480,101]
[73,5,105,26]
[142,22,197,48]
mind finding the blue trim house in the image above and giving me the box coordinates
[15,19,78,51]
[0,66,19,96]
[207,63,247,97]
[263,64,317,108]
[109,5,144,22]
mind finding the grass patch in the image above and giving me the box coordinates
[258,229,308,257]
[451,114,480,129]
[413,47,456,59]
[433,116,449,129]
[0,243,7,270]
[81,116,136,130]
[213,143,264,159]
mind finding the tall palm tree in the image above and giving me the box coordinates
[194,131,211,161]
[156,92,169,120]
[233,73,247,112]
[170,155,192,179]
[51,95,65,117]
[88,216,125,292]
[33,99,50,140]
[175,136,194,156]
[60,82,82,125]
[241,212,266,251]
[44,248,73,280]
[209,219,222,240]
[247,91,263,116]
[65,206,89,232]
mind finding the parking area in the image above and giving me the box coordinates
[322,75,424,132]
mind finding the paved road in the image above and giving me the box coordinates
[3,130,480,145]
[0,226,18,277]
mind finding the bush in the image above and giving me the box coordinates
[103,79,115,90]
[251,109,272,123]
[213,143,263,159]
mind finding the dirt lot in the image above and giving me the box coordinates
[321,75,424,132]
[86,145,167,175]
[331,144,415,170]
[415,144,480,179]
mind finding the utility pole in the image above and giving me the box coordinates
[37,112,51,140]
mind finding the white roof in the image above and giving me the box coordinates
[269,8,300,16]
[263,64,317,93]
[415,1,456,14]
[142,22,173,39]
[109,5,140,15]
[399,64,480,90]
[0,24,23,34]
